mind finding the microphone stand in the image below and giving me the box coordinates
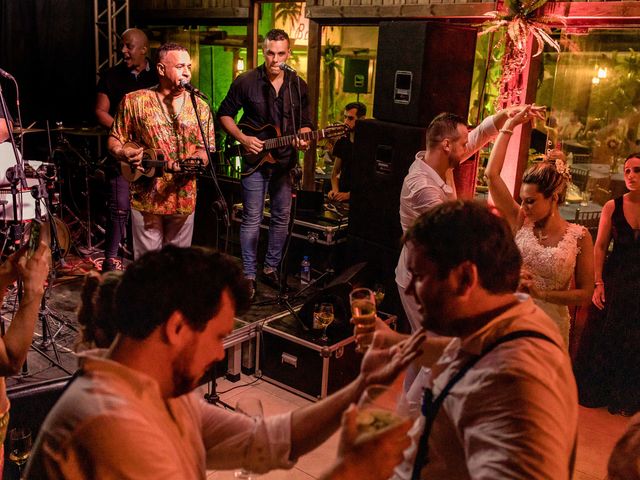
[253,71,310,332]
[0,77,28,346]
[186,89,234,410]
[186,89,230,252]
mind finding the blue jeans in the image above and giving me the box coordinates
[240,168,292,279]
[104,173,130,260]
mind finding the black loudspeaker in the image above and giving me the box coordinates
[349,119,426,251]
[373,21,477,127]
[343,57,370,94]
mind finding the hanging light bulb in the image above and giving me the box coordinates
[597,67,608,79]
[592,77,600,85]
[236,57,245,72]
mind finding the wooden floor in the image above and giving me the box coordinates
[207,374,632,480]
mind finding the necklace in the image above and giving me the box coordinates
[155,89,185,124]
[534,227,548,241]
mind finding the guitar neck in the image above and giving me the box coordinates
[263,129,326,150]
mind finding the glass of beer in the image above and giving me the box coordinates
[356,384,407,440]
[350,288,377,352]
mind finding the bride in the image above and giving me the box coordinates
[484,106,594,346]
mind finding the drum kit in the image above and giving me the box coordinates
[0,123,109,378]
[1,123,109,260]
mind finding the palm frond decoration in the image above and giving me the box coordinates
[478,0,567,107]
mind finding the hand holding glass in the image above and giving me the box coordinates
[355,385,407,440]
[234,398,263,479]
[350,288,377,352]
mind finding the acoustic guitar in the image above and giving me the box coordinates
[120,142,206,182]
[226,123,349,176]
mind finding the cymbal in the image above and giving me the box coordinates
[64,126,109,137]
[13,127,46,134]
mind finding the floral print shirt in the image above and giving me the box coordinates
[111,88,215,215]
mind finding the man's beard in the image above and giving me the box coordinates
[172,348,199,397]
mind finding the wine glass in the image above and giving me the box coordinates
[234,398,263,479]
[9,427,32,476]
[373,283,386,307]
[315,303,335,343]
[350,288,377,353]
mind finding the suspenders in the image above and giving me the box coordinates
[410,330,576,480]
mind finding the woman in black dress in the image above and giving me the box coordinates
[574,153,640,415]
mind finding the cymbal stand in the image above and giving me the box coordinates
[50,131,102,253]
[22,181,74,376]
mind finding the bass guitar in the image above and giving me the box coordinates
[226,123,349,176]
[120,142,207,182]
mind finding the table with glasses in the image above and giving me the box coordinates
[560,201,603,221]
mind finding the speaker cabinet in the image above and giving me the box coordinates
[343,57,370,94]
[373,21,477,127]
[349,119,425,251]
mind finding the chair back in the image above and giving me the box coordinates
[569,166,589,191]
[573,209,601,240]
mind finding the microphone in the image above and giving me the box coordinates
[0,68,15,80]
[278,63,296,74]
[179,79,209,101]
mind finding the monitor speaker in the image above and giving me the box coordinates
[373,21,477,127]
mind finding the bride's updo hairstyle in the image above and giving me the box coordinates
[522,149,573,204]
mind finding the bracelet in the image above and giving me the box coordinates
[594,281,604,286]
[499,128,513,135]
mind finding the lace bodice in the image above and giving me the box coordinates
[515,222,586,293]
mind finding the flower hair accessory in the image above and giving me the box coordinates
[554,157,572,182]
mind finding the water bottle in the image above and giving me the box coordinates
[300,256,311,285]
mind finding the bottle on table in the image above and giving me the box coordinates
[300,256,311,285]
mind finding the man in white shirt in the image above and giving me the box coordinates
[344,201,577,480]
[396,106,545,331]
[26,245,425,479]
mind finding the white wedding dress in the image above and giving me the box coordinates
[514,222,586,346]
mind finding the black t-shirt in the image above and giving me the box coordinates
[332,136,353,193]
[97,61,159,116]
[217,64,313,169]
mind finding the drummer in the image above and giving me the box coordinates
[95,28,158,272]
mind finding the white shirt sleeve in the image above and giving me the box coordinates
[464,115,499,162]
[199,398,295,473]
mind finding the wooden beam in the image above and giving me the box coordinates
[131,7,249,22]
[303,19,322,191]
[306,3,496,21]
[247,0,260,69]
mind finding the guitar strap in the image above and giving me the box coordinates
[410,329,577,480]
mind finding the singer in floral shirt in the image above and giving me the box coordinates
[109,43,215,258]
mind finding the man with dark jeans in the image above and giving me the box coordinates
[95,28,158,271]
[218,29,312,298]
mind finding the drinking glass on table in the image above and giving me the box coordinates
[350,288,377,353]
[9,427,32,476]
[234,398,264,479]
[315,303,335,343]
[355,384,408,440]
[373,283,386,307]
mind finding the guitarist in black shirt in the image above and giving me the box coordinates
[218,29,313,299]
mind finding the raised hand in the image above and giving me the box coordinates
[17,242,51,297]
[360,328,426,387]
